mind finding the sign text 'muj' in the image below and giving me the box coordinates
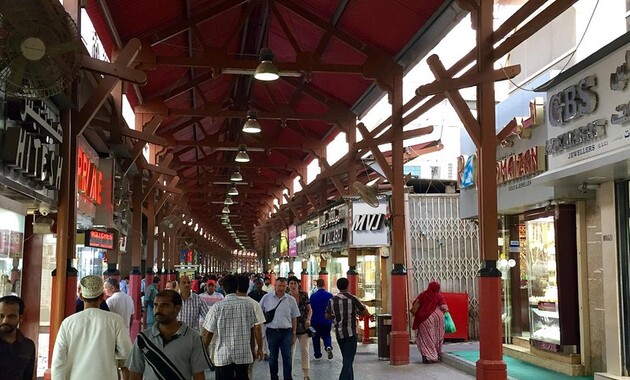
[352,214,384,231]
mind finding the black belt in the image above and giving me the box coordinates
[266,327,292,331]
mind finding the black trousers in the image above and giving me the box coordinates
[215,362,249,379]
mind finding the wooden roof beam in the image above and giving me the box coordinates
[140,0,247,46]
[135,100,353,123]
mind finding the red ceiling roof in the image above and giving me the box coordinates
[85,0,456,249]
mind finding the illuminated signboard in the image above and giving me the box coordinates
[85,230,115,250]
[77,146,103,205]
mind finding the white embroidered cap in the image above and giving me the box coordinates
[80,275,104,299]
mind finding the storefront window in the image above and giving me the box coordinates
[0,208,24,296]
[328,256,349,293]
[525,216,559,346]
[75,246,106,280]
[40,234,56,327]
[278,260,290,277]
[357,254,381,317]
[616,180,630,374]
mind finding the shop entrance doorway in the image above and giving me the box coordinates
[615,180,630,375]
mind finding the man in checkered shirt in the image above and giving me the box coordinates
[177,275,209,332]
[202,274,262,379]
[326,277,371,380]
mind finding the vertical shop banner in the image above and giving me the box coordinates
[9,232,23,258]
[180,249,187,264]
[288,225,297,257]
[0,230,9,257]
[279,229,288,256]
[186,249,193,263]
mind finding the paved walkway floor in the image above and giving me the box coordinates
[205,341,474,380]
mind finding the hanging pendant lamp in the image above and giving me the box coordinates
[254,48,280,81]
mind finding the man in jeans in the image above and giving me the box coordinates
[259,277,300,380]
[326,278,371,380]
[202,275,261,379]
[310,279,334,360]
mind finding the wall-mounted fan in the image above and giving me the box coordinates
[0,0,81,99]
[160,215,183,230]
[352,181,380,208]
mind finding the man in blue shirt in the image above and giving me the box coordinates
[309,279,334,359]
[259,277,300,380]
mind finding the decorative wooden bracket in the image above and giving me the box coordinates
[425,54,483,147]
[97,114,165,177]
[77,38,144,136]
[141,153,174,203]
[356,122,393,182]
[81,54,147,85]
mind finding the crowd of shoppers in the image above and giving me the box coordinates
[17,270,377,380]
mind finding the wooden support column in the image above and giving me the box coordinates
[347,248,359,295]
[21,215,43,345]
[389,70,410,365]
[129,174,143,337]
[47,107,79,379]
[288,257,295,277]
[475,2,506,379]
[146,192,156,287]
[162,232,172,284]
[301,258,309,286]
[263,230,270,274]
[104,230,120,279]
[319,258,328,290]
[158,228,167,290]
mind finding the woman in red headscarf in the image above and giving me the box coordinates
[410,281,448,363]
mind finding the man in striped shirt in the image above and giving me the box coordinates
[325,277,371,380]
[127,290,210,380]
[177,275,210,332]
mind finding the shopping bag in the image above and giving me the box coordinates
[444,311,456,334]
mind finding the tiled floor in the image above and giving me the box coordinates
[213,341,475,380]
[39,333,473,380]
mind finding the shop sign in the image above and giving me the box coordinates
[6,98,62,142]
[119,235,127,252]
[352,214,384,231]
[301,235,318,253]
[350,198,389,247]
[77,146,103,205]
[84,229,114,250]
[457,155,476,188]
[297,218,319,255]
[544,48,630,169]
[498,97,544,148]
[319,205,348,249]
[288,225,297,257]
[1,98,63,196]
[548,76,597,127]
[496,146,546,184]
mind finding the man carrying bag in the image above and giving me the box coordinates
[259,277,300,380]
